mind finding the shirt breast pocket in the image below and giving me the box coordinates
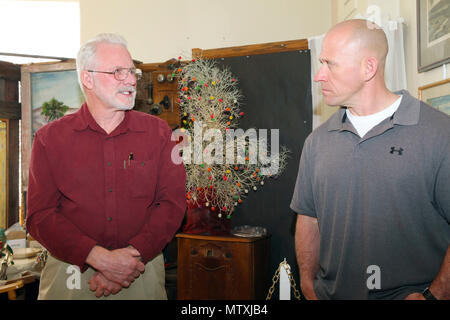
[127,159,157,199]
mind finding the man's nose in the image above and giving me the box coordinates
[124,71,137,86]
[314,64,327,82]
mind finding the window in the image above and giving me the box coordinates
[0,0,80,64]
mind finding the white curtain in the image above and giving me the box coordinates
[383,19,407,92]
[308,34,327,131]
[308,18,407,130]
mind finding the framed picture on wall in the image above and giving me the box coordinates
[21,60,84,190]
[418,78,450,115]
[417,0,450,72]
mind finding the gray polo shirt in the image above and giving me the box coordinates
[290,90,450,299]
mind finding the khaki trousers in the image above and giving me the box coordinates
[38,253,167,300]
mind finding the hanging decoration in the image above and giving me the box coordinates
[174,57,289,225]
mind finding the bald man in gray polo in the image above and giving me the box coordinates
[291,19,449,300]
[291,89,450,299]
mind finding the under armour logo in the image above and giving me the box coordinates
[390,147,403,155]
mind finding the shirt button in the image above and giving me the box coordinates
[107,162,112,166]
[107,188,112,193]
[107,217,112,222]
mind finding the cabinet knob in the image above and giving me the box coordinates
[225,252,232,258]
[190,248,197,255]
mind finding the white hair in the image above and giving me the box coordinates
[76,33,128,95]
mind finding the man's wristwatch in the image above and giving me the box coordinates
[422,287,438,300]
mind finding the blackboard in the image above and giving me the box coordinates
[215,50,312,298]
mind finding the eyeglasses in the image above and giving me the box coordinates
[87,67,142,81]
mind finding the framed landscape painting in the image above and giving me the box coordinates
[21,60,84,190]
[417,0,450,72]
[418,78,450,115]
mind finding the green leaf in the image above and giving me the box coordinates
[6,245,13,254]
[40,97,69,121]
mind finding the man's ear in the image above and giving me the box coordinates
[363,56,378,82]
[81,70,94,91]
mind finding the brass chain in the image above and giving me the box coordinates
[266,260,302,300]
[266,264,280,300]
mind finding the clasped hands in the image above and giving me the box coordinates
[85,245,145,298]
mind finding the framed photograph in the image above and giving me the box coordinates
[21,60,84,190]
[418,78,450,115]
[417,0,450,72]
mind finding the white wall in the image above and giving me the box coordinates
[79,0,332,63]
[14,0,448,97]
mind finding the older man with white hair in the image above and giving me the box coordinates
[27,33,186,299]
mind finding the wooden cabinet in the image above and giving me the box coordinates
[176,233,270,300]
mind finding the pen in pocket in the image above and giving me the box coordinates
[128,152,133,166]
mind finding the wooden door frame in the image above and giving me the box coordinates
[0,60,20,228]
[0,118,9,228]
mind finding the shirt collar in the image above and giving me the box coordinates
[73,103,147,134]
[327,89,420,132]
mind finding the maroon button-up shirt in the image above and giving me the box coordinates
[26,103,186,272]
